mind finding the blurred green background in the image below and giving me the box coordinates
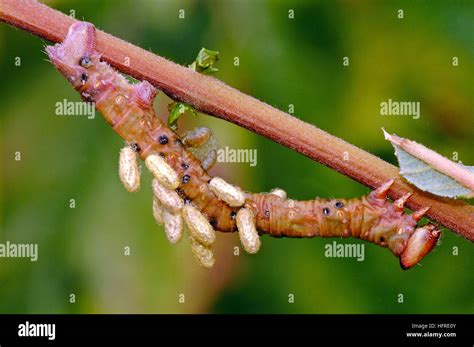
[0,0,472,314]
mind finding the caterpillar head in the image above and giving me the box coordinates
[375,208,441,270]
[373,211,441,270]
[367,180,441,269]
[399,224,441,270]
[46,22,98,89]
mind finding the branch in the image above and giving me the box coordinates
[1,0,473,241]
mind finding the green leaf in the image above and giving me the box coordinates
[384,130,474,199]
[189,48,220,75]
[393,146,474,198]
[167,102,197,130]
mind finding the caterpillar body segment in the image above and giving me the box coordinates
[412,207,431,222]
[248,187,440,268]
[47,21,442,270]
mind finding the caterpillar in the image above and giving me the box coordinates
[46,22,441,270]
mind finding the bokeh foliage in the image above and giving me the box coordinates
[0,0,472,313]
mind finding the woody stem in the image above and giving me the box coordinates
[0,0,473,241]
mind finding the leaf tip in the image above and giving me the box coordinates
[382,129,403,146]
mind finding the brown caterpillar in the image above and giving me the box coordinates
[46,22,441,270]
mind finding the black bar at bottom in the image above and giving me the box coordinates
[0,314,471,344]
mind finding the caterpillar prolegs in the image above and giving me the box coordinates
[46,22,441,270]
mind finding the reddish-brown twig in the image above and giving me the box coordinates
[1,0,473,240]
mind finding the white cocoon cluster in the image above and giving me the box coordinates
[208,177,246,207]
[236,208,261,254]
[189,236,215,268]
[145,154,179,190]
[119,146,140,192]
[270,188,287,200]
[182,204,216,246]
[152,179,183,213]
[152,198,164,225]
[162,210,183,244]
